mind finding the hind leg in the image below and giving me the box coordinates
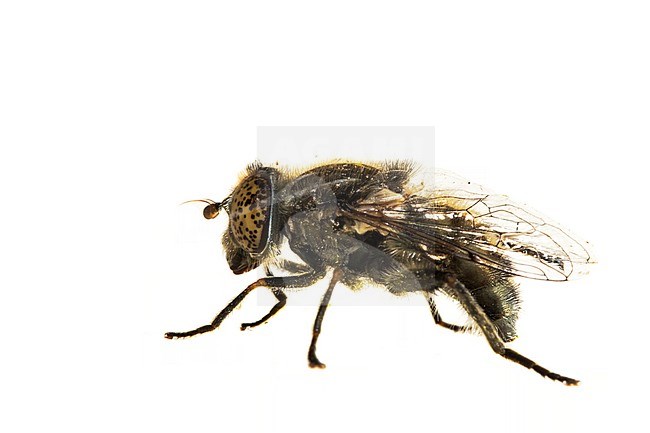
[443,275,579,386]
[424,292,472,333]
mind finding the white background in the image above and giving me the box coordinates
[2,1,648,432]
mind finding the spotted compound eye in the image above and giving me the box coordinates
[228,172,273,254]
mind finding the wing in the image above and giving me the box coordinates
[342,174,595,281]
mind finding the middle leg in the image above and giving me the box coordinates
[307,268,343,368]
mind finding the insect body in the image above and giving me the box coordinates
[165,161,593,385]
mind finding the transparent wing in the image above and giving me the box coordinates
[344,171,595,281]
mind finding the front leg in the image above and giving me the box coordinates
[240,288,287,331]
[165,269,325,339]
[240,265,308,330]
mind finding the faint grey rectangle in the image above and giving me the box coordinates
[251,126,436,307]
[257,126,434,166]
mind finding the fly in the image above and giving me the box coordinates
[165,161,594,385]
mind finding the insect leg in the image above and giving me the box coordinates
[307,268,343,368]
[443,275,579,386]
[164,270,324,339]
[424,292,471,333]
[240,264,316,330]
[239,266,288,331]
[240,288,287,331]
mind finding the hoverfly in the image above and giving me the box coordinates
[165,161,593,385]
